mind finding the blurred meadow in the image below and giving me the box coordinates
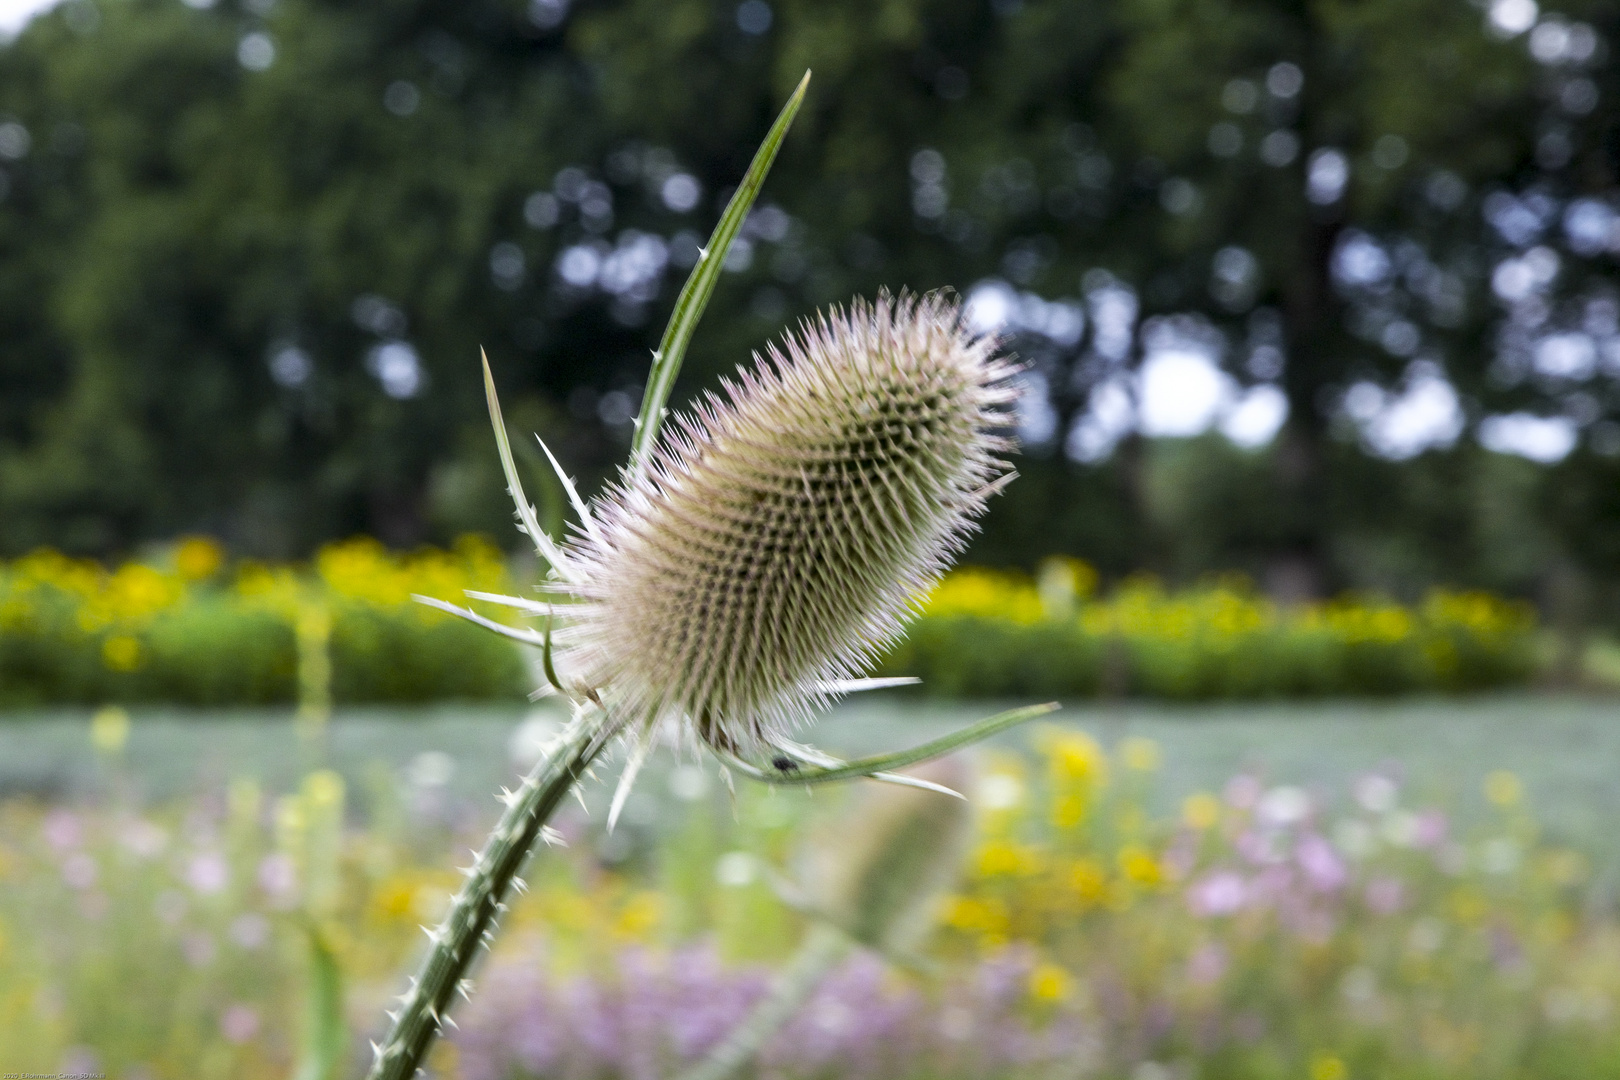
[6,0,1620,1076]
[8,705,1620,1079]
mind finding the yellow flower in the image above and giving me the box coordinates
[371,878,419,921]
[976,840,1041,878]
[1043,730,1108,786]
[234,561,278,597]
[1037,729,1108,830]
[1117,844,1162,887]
[89,706,131,753]
[318,537,407,605]
[304,769,344,809]
[615,891,664,939]
[1028,962,1073,1003]
[1182,792,1221,830]
[104,564,182,621]
[102,635,142,672]
[1309,1053,1348,1080]
[1069,859,1109,905]
[14,548,101,599]
[944,896,983,929]
[922,568,1044,623]
[308,534,513,618]
[1425,590,1535,635]
[1051,793,1087,830]
[174,536,224,581]
[1484,770,1522,808]
[943,895,1010,944]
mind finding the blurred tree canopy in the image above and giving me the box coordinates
[2,0,1619,612]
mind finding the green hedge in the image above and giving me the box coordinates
[0,543,1539,707]
[0,539,528,709]
[876,567,1539,700]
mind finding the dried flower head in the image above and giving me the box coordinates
[544,292,1015,762]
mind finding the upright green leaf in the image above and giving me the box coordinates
[629,70,811,475]
[483,351,568,570]
[293,925,346,1080]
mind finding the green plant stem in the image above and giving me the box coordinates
[365,713,616,1080]
[293,922,346,1080]
[674,923,849,1080]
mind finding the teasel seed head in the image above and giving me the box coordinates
[550,291,1016,760]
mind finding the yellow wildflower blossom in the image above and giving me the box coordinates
[89,706,130,753]
[174,536,224,581]
[944,895,1010,941]
[371,878,419,922]
[101,635,142,672]
[1183,792,1221,830]
[615,891,664,940]
[1309,1054,1348,1080]
[921,567,1044,623]
[1069,859,1110,906]
[1117,844,1162,887]
[976,840,1042,878]
[1484,770,1523,807]
[1028,962,1073,1003]
[1043,730,1108,787]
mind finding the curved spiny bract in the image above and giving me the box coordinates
[556,292,1017,755]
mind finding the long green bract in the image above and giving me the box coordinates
[629,70,811,475]
[482,350,566,571]
[716,703,1059,786]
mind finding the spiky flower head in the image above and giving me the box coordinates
[549,292,1015,757]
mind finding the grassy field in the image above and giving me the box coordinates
[7,693,1620,1078]
[4,693,1618,866]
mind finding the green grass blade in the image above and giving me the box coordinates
[629,70,811,474]
[293,925,346,1080]
[718,702,1060,786]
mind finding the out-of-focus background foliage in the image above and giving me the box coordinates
[3,0,1620,628]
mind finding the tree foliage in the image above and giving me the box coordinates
[0,0,1616,609]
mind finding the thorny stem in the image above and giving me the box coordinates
[364,713,617,1080]
[673,923,850,1080]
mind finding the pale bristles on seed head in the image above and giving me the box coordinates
[548,291,1017,761]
